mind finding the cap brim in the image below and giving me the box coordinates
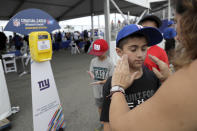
[89,49,106,56]
[135,27,163,46]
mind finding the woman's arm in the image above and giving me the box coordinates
[109,92,130,131]
[109,59,197,131]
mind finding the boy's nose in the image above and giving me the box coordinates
[136,50,143,57]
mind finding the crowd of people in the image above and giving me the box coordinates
[0,32,28,56]
[50,29,105,54]
[0,29,104,58]
[52,30,88,52]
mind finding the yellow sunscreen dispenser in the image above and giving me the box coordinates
[29,31,52,62]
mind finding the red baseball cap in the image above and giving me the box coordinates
[89,39,109,56]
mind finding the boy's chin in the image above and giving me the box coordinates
[129,63,143,70]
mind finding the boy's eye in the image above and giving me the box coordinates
[130,48,136,52]
[141,48,147,51]
[141,46,147,51]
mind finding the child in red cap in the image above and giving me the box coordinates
[88,39,114,131]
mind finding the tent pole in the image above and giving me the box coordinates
[98,15,100,29]
[110,0,128,24]
[98,15,100,37]
[115,13,116,27]
[91,13,94,41]
[136,9,148,24]
[168,0,171,20]
[163,9,166,20]
[127,11,130,25]
[104,0,111,52]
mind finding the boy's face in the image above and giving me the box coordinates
[141,20,158,28]
[98,52,107,59]
[116,37,148,70]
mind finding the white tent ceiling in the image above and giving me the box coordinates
[0,0,150,21]
[125,0,150,8]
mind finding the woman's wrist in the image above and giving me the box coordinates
[107,86,125,98]
[111,91,125,98]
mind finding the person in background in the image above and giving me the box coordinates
[88,39,114,131]
[73,31,80,47]
[84,40,91,53]
[0,32,7,56]
[109,0,197,130]
[167,20,175,28]
[163,27,177,64]
[13,32,23,51]
[83,30,89,41]
[7,35,13,50]
[56,31,62,51]
[139,15,169,74]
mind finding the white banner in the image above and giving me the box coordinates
[0,59,11,120]
[31,60,65,131]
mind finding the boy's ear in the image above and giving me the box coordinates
[116,48,123,57]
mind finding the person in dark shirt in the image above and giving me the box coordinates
[0,32,7,51]
[13,33,22,50]
[100,24,163,131]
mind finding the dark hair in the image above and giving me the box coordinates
[172,0,197,70]
[140,19,159,28]
[117,33,148,49]
[175,0,186,14]
[139,15,162,28]
[165,38,175,52]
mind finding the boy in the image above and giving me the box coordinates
[100,24,162,131]
[88,39,114,131]
[139,15,169,72]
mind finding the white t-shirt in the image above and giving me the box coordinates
[73,32,79,40]
[89,56,114,98]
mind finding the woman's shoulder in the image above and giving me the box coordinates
[169,60,197,85]
[156,60,197,123]
[187,59,197,77]
[162,60,197,93]
[135,61,197,130]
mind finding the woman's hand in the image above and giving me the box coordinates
[149,55,172,82]
[112,54,138,89]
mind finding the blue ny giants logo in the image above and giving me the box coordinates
[37,79,50,91]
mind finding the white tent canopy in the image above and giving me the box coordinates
[126,0,150,8]
[0,0,149,21]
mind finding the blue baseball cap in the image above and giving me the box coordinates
[163,27,177,39]
[116,24,163,47]
[167,20,175,26]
